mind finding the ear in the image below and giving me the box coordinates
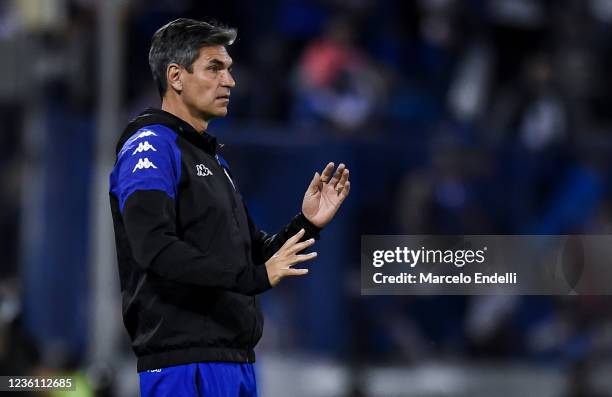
[166,63,182,93]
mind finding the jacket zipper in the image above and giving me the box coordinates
[213,155,240,228]
[214,154,258,357]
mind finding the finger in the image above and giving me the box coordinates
[329,163,346,187]
[319,162,335,184]
[335,168,349,193]
[339,180,350,201]
[282,268,309,277]
[306,172,320,195]
[280,228,305,251]
[288,238,315,254]
[290,251,318,265]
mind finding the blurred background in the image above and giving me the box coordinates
[2,0,612,395]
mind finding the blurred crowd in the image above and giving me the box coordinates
[2,0,612,395]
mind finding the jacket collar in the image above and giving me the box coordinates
[117,107,220,156]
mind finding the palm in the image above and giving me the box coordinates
[302,163,350,228]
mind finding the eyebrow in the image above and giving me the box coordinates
[207,58,233,68]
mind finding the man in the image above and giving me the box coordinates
[109,18,350,397]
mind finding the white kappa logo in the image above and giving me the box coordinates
[196,164,213,177]
[132,157,158,173]
[132,141,157,155]
[135,130,157,139]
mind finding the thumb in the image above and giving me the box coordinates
[306,172,320,194]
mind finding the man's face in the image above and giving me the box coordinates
[179,45,235,121]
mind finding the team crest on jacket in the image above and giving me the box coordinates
[133,158,157,173]
[195,164,213,177]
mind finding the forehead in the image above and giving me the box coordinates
[195,45,232,65]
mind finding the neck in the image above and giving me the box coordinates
[161,97,210,133]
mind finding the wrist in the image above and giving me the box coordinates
[297,212,323,236]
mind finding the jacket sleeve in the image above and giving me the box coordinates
[110,130,271,295]
[244,205,322,265]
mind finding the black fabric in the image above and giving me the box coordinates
[123,190,271,294]
[115,107,219,156]
[110,108,321,371]
[246,207,321,266]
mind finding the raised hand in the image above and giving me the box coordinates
[302,162,350,228]
[265,229,317,287]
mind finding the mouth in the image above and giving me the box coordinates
[216,95,230,101]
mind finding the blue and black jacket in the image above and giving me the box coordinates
[109,108,320,372]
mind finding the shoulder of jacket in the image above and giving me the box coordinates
[117,124,178,161]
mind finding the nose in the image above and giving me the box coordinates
[223,70,235,88]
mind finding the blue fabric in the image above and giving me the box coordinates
[139,362,259,397]
[215,153,231,171]
[109,124,181,211]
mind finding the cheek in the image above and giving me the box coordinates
[195,84,218,105]
[184,76,215,99]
